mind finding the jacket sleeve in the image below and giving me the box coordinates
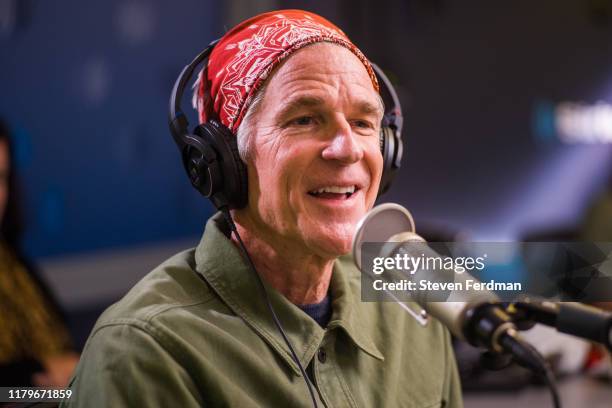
[60,322,202,407]
[442,329,464,408]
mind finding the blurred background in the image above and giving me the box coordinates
[1,0,611,406]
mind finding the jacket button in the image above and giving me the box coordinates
[317,347,327,363]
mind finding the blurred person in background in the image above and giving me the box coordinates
[0,118,79,388]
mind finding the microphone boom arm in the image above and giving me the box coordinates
[507,299,612,351]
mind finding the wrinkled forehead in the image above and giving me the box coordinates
[261,43,384,116]
[271,42,376,87]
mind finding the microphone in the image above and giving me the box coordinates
[352,204,562,408]
[352,203,545,368]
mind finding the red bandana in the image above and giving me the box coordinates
[195,9,379,133]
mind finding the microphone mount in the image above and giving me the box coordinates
[505,298,612,351]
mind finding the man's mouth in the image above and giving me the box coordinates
[307,185,358,200]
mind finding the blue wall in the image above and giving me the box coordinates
[1,0,222,257]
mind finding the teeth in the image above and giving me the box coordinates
[311,185,356,194]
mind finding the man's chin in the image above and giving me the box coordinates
[305,228,355,259]
[297,213,364,256]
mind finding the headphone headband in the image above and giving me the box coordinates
[169,40,219,151]
[371,63,403,135]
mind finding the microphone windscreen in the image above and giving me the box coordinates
[352,203,415,269]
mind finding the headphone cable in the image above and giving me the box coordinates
[221,208,320,408]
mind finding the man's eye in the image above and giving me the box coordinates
[352,120,374,129]
[291,116,314,126]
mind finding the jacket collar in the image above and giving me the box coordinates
[195,213,384,376]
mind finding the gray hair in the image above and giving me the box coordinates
[234,85,266,162]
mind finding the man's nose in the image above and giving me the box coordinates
[321,118,364,164]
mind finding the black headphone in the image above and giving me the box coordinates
[169,39,404,211]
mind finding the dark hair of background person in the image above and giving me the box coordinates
[0,118,63,317]
[0,117,77,389]
[0,117,66,322]
[0,118,23,252]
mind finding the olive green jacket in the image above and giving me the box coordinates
[62,214,462,407]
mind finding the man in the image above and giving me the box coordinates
[64,10,462,407]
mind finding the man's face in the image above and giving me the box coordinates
[236,43,384,259]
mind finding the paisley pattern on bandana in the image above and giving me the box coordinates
[196,10,379,133]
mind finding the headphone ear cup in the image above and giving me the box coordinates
[378,126,402,196]
[194,120,248,209]
[182,134,223,198]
